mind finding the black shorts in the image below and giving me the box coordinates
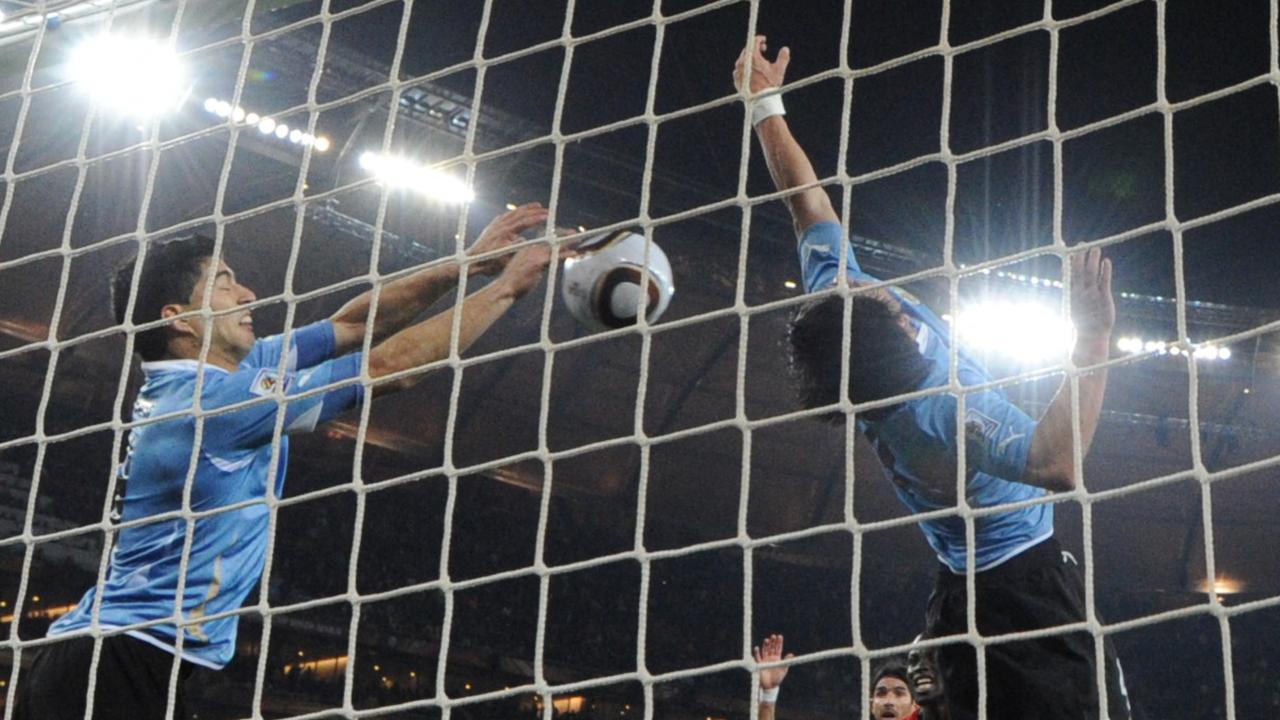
[13,633,193,720]
[924,538,1132,720]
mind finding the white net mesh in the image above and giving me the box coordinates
[1,1,1279,719]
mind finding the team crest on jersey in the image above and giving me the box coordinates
[964,407,1001,442]
[249,368,291,397]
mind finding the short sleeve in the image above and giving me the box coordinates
[797,221,877,291]
[242,320,336,373]
[201,352,365,450]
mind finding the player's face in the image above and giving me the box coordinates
[185,259,258,361]
[871,677,917,719]
[906,646,943,704]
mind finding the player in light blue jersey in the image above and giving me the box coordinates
[735,37,1130,720]
[17,204,556,719]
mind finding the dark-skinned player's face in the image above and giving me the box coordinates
[907,645,943,704]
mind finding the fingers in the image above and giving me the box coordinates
[502,202,549,234]
[1101,256,1113,296]
[757,633,784,659]
[776,46,791,76]
[1068,247,1107,290]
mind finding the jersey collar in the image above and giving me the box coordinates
[140,359,231,375]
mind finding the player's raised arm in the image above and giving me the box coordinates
[752,633,792,720]
[329,202,550,354]
[735,36,839,237]
[1021,247,1115,491]
[364,239,552,395]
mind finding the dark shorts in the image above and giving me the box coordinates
[925,538,1132,720]
[13,633,193,720]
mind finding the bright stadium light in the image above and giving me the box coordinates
[69,35,189,118]
[1115,335,1231,361]
[358,152,474,203]
[201,97,331,152]
[952,300,1074,364]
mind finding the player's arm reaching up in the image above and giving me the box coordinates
[735,35,839,237]
[1019,247,1115,491]
[365,240,552,395]
[329,202,549,354]
[753,634,793,720]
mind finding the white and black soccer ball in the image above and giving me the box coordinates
[561,230,674,333]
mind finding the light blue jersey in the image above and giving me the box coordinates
[50,321,363,668]
[798,222,1050,572]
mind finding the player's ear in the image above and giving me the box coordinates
[161,303,197,337]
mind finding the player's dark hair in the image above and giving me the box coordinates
[788,294,934,422]
[872,659,915,699]
[112,234,217,362]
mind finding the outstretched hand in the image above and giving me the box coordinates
[753,633,793,691]
[494,242,553,300]
[468,202,550,277]
[1069,246,1115,344]
[734,35,790,95]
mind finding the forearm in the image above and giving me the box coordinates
[758,701,776,720]
[754,116,839,235]
[1023,336,1110,491]
[365,278,519,395]
[331,262,463,353]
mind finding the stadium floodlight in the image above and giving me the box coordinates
[69,35,189,118]
[201,97,331,152]
[1116,335,1230,361]
[952,300,1075,364]
[358,152,473,203]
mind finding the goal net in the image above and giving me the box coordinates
[2,1,1278,719]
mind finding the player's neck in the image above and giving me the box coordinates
[165,339,243,372]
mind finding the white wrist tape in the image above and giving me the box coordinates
[751,94,786,126]
[760,686,780,704]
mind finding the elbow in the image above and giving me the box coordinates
[1023,461,1076,493]
[366,353,427,397]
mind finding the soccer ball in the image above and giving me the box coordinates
[561,230,674,333]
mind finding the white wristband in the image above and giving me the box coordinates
[751,94,786,127]
[760,686,780,704]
